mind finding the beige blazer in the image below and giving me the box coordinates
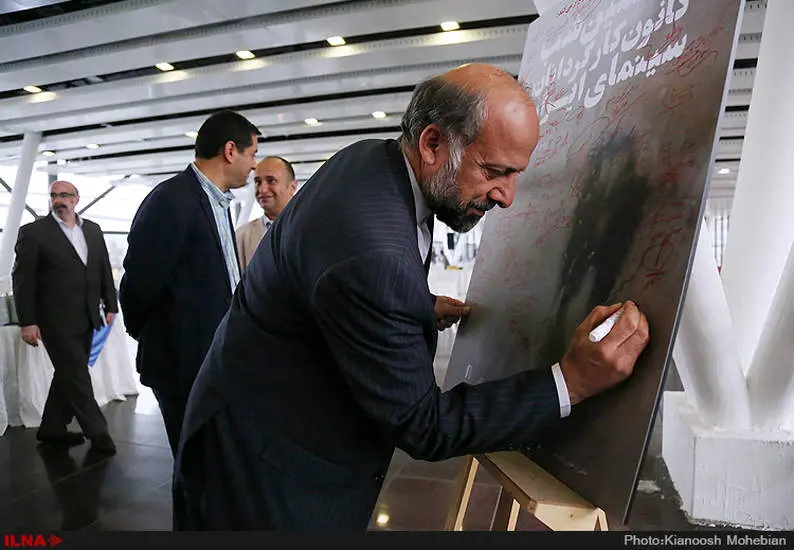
[236,217,271,270]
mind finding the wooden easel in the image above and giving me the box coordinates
[444,451,608,531]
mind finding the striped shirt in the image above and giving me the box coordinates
[191,163,241,292]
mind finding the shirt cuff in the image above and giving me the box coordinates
[550,362,571,418]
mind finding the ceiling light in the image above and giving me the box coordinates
[185,131,198,138]
[235,50,255,60]
[23,85,42,93]
[304,117,320,126]
[440,21,460,31]
[155,62,175,72]
[41,150,55,157]
[718,168,731,175]
[326,36,346,46]
[372,111,387,119]
[86,143,100,150]
[375,513,390,526]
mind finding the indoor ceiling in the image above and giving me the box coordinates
[0,0,768,220]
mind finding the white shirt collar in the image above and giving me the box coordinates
[401,152,432,228]
[52,211,83,228]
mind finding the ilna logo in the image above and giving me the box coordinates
[3,534,62,547]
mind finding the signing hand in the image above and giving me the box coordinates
[434,295,471,331]
[559,301,650,406]
[21,324,41,347]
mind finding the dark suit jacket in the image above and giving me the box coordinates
[119,166,237,398]
[176,140,562,530]
[12,214,117,335]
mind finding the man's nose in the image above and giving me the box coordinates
[489,179,516,209]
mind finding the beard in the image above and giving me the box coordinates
[423,152,497,233]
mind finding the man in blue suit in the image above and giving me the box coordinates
[120,110,259,455]
[173,64,650,530]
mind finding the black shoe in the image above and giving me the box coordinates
[89,433,117,455]
[36,431,85,446]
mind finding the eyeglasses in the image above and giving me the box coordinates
[49,192,76,199]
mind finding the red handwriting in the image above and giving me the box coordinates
[540,84,570,118]
[564,105,585,122]
[660,85,695,114]
[666,25,723,77]
[514,201,543,222]
[606,83,647,122]
[640,228,681,290]
[507,318,532,352]
[566,116,611,159]
[533,132,569,168]
[640,18,685,61]
[570,0,602,25]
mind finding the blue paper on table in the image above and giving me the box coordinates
[89,320,113,367]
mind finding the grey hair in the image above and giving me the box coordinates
[399,76,487,156]
[50,180,79,196]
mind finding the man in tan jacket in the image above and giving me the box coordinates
[236,156,297,270]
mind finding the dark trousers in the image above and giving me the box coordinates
[39,326,108,438]
[151,387,187,457]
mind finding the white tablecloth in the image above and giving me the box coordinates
[0,313,139,436]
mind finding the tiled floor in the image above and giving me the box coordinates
[0,379,721,532]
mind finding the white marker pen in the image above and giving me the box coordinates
[588,308,624,343]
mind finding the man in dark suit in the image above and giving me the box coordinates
[173,64,650,530]
[12,180,118,454]
[119,110,260,455]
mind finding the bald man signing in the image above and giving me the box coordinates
[12,181,118,454]
[236,156,297,270]
[173,64,650,530]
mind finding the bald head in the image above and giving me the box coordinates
[439,63,523,95]
[254,156,297,220]
[400,63,538,150]
[49,180,80,223]
[51,180,79,196]
[399,63,541,233]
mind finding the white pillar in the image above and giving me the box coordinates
[235,173,256,228]
[671,222,750,429]
[720,0,794,374]
[746,239,794,429]
[532,0,563,16]
[0,131,41,292]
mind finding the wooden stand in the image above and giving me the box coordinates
[444,452,608,531]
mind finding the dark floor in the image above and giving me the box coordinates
[0,382,714,532]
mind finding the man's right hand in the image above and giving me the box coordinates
[559,301,650,406]
[21,325,41,347]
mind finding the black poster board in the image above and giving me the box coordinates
[443,0,744,524]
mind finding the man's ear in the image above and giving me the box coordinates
[223,141,236,163]
[418,124,445,167]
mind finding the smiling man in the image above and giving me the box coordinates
[235,156,297,270]
[173,63,650,531]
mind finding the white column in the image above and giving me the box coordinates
[720,0,794,374]
[532,0,563,16]
[671,222,750,429]
[0,131,41,291]
[235,173,256,228]
[746,239,794,429]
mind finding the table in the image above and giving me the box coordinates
[0,313,139,436]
